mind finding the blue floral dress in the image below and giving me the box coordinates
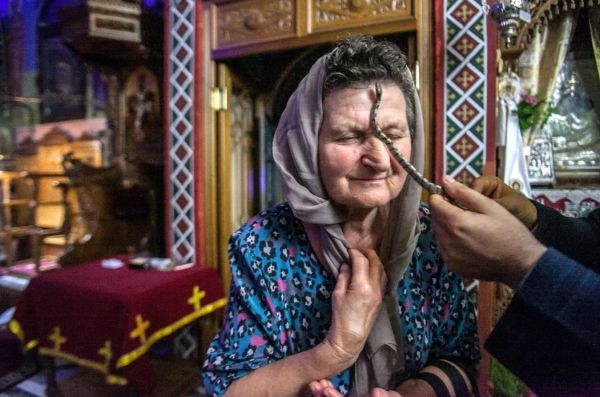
[202,203,480,396]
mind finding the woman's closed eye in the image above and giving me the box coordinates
[335,132,363,143]
[382,127,409,140]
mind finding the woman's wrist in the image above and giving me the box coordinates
[316,338,358,374]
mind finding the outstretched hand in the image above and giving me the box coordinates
[324,249,387,367]
[429,176,546,289]
[471,176,538,229]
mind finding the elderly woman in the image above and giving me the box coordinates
[202,35,480,397]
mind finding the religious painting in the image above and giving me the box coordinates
[526,136,555,186]
[123,66,162,162]
[39,36,86,122]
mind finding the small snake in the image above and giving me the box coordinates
[370,82,444,196]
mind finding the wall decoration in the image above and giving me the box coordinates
[435,0,496,184]
[124,66,162,162]
[166,0,196,264]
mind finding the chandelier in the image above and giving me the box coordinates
[488,0,535,47]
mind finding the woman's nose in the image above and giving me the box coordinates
[361,136,389,170]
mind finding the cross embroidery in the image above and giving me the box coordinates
[130,314,150,344]
[456,4,474,22]
[98,340,113,368]
[456,137,474,157]
[456,103,475,123]
[49,327,66,350]
[188,286,206,311]
[457,70,475,90]
[456,37,474,55]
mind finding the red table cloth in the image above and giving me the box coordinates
[8,257,226,392]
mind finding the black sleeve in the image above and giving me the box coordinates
[533,203,600,271]
[485,248,600,396]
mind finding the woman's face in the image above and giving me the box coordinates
[318,83,412,210]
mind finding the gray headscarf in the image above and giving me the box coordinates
[272,52,424,396]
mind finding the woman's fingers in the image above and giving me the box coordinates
[325,249,386,366]
[333,264,350,294]
[309,379,335,396]
[349,248,386,293]
[308,379,340,397]
[364,249,387,292]
[348,248,368,282]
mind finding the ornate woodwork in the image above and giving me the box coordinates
[58,0,148,64]
[209,0,418,59]
[311,0,410,33]
[213,0,296,50]
[501,0,600,58]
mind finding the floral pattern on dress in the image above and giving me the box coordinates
[202,203,480,396]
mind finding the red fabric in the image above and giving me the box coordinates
[0,331,22,376]
[11,257,224,392]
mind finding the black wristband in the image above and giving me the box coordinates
[430,358,471,397]
[414,371,451,397]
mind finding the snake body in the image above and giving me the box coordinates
[370,82,444,196]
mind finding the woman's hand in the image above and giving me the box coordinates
[323,249,387,367]
[369,388,403,397]
[471,176,538,229]
[309,379,338,397]
[309,381,403,397]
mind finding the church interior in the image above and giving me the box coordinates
[0,0,598,396]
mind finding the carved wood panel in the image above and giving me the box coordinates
[213,0,297,50]
[310,0,411,33]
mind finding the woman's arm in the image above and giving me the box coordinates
[225,341,348,397]
[211,247,386,397]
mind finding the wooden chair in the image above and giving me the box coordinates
[13,130,104,264]
[0,170,66,272]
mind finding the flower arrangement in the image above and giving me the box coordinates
[515,93,552,132]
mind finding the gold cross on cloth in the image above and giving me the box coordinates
[98,340,113,368]
[49,327,66,350]
[130,314,150,344]
[188,285,206,311]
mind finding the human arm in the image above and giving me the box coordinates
[202,220,386,397]
[224,249,385,397]
[471,176,600,269]
[431,177,600,394]
[485,248,600,395]
[382,206,480,397]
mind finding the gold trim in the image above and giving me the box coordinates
[8,320,39,350]
[25,340,39,350]
[8,319,24,341]
[116,298,227,368]
[39,347,128,386]
[7,298,227,382]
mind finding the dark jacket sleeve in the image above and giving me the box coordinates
[485,248,600,397]
[533,203,600,270]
